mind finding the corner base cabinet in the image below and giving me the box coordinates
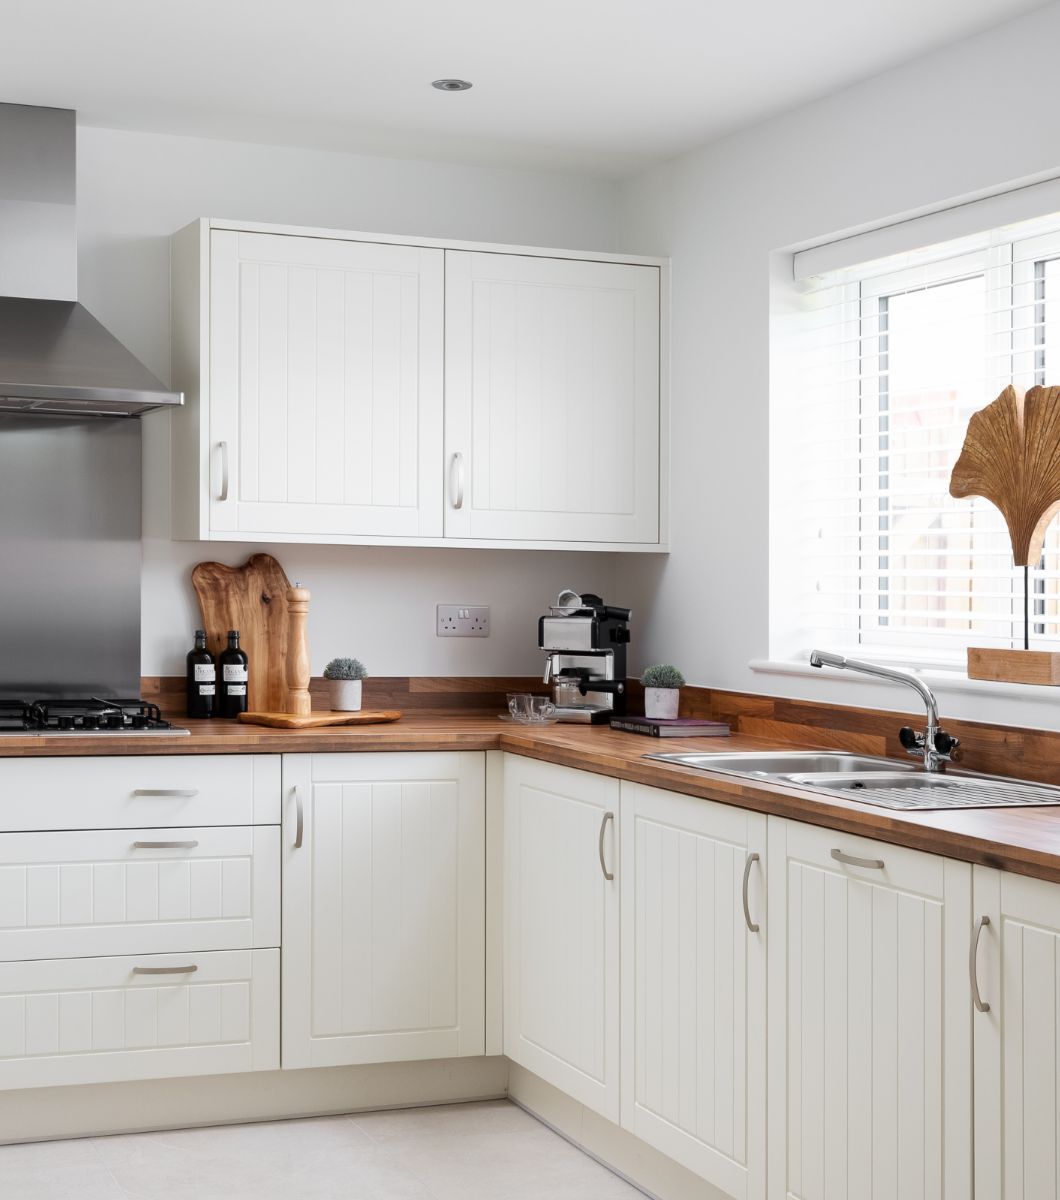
[281,752,486,1068]
[767,819,973,1200]
[502,756,620,1121]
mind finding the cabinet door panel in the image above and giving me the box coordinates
[282,753,485,1068]
[210,231,443,539]
[503,756,620,1121]
[445,251,659,543]
[621,783,766,1200]
[767,820,972,1200]
[973,867,1060,1200]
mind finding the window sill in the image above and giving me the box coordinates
[748,657,1060,704]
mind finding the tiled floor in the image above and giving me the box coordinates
[0,1100,647,1200]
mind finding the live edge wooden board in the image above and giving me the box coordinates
[5,713,1060,886]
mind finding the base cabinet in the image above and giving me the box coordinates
[502,756,620,1121]
[973,867,1060,1199]
[281,752,486,1068]
[620,783,767,1200]
[767,819,972,1200]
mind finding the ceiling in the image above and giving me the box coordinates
[0,0,1047,177]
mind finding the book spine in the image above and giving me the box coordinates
[609,721,660,736]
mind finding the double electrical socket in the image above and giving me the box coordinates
[437,605,490,637]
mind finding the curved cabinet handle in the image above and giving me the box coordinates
[449,452,464,510]
[598,811,615,881]
[132,840,199,850]
[132,789,198,798]
[831,847,885,871]
[217,441,230,502]
[132,964,198,976]
[971,914,991,1014]
[292,785,304,850]
[742,852,761,933]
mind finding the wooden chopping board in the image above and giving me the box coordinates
[191,554,293,713]
[238,710,403,730]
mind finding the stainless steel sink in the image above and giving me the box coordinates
[645,750,1060,811]
[646,751,914,778]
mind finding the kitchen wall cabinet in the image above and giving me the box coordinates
[766,819,972,1200]
[281,752,485,1068]
[444,251,660,544]
[973,867,1060,1199]
[620,782,766,1200]
[171,219,668,551]
[502,756,620,1121]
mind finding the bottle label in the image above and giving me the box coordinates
[223,665,248,683]
[194,665,215,682]
[198,684,215,696]
[227,684,247,696]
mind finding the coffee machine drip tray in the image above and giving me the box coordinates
[553,704,615,724]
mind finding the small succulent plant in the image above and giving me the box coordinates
[323,657,368,681]
[641,663,685,690]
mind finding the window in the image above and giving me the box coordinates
[775,218,1060,670]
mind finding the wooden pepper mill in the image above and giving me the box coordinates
[285,582,312,715]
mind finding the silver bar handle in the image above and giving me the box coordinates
[131,788,198,798]
[449,452,464,510]
[132,840,199,850]
[598,811,614,881]
[132,965,198,976]
[742,852,760,933]
[217,440,229,502]
[292,785,304,850]
[971,914,991,1013]
[831,847,885,871]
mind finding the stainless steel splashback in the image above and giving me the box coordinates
[0,414,141,699]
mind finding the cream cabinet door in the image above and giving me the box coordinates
[973,867,1060,1199]
[503,755,620,1121]
[621,783,767,1200]
[209,231,444,540]
[767,819,972,1200]
[281,753,485,1068]
[445,251,660,544]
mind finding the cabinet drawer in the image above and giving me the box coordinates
[0,827,279,961]
[0,755,280,831]
[0,948,278,1090]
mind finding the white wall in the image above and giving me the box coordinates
[615,1,1060,729]
[74,125,621,677]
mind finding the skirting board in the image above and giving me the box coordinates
[0,1056,508,1145]
[507,1064,729,1200]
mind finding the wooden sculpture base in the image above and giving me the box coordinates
[967,647,1060,686]
[238,710,403,730]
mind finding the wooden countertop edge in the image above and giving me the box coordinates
[2,719,1058,885]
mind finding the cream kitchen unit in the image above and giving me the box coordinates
[2,745,1058,1200]
[170,218,668,551]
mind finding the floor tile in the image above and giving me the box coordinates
[0,1164,124,1199]
[351,1100,540,1146]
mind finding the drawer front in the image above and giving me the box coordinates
[0,755,280,831]
[0,827,280,961]
[0,948,279,1090]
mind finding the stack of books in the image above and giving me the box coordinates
[609,715,731,738]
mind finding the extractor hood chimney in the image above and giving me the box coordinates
[0,103,182,416]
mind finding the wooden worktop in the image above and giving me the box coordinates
[4,712,1060,885]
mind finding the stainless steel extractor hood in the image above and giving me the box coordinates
[0,104,182,416]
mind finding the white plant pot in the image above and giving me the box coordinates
[644,687,680,719]
[327,679,363,712]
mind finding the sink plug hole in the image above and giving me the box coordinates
[851,781,866,789]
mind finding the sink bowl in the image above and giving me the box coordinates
[645,750,913,778]
[644,750,1060,811]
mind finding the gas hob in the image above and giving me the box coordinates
[0,698,189,737]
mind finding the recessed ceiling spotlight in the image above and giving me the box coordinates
[432,78,473,92]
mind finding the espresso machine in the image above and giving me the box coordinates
[539,591,631,723]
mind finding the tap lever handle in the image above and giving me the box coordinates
[934,729,960,755]
[899,726,922,750]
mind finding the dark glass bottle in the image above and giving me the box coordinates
[186,630,215,719]
[219,629,249,718]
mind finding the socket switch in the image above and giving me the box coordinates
[437,605,490,637]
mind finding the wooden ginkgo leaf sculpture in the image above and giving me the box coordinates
[949,384,1060,566]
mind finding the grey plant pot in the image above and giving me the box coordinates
[327,679,363,712]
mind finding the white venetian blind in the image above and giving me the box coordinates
[780,214,1060,667]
